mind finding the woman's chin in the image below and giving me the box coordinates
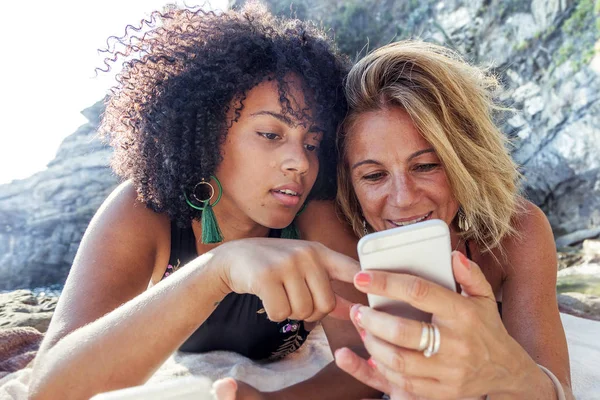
[262,217,296,230]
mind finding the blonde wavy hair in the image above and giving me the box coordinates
[337,40,521,252]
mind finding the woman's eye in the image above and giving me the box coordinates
[414,163,439,172]
[363,172,385,181]
[304,143,319,152]
[259,132,280,140]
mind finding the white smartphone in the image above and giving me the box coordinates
[357,219,456,322]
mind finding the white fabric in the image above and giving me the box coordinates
[147,324,333,391]
[560,313,600,398]
[1,315,599,399]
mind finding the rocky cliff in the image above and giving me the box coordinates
[230,0,600,247]
[0,101,119,290]
[0,0,599,290]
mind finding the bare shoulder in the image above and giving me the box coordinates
[84,180,171,266]
[499,198,556,278]
[510,199,553,242]
[42,180,171,347]
[296,200,358,259]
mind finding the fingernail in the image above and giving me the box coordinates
[367,357,377,368]
[360,329,366,341]
[457,252,471,270]
[355,272,371,286]
[354,306,363,327]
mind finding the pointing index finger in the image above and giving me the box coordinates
[319,245,361,283]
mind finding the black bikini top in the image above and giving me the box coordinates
[163,222,310,361]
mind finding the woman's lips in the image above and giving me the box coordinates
[271,190,301,207]
[387,211,433,227]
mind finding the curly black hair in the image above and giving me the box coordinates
[99,2,349,227]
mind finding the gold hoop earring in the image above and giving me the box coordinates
[183,176,223,244]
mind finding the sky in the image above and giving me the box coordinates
[0,0,228,185]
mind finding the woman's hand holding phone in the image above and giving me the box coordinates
[334,252,535,400]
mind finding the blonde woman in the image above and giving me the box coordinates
[333,41,573,399]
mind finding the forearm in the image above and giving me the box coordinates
[30,252,227,400]
[268,355,381,400]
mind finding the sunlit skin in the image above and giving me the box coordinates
[29,76,375,399]
[335,106,572,399]
[197,76,324,243]
[346,106,460,236]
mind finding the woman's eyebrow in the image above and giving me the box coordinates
[308,126,325,134]
[408,148,435,161]
[250,111,294,127]
[351,148,435,170]
[351,159,382,170]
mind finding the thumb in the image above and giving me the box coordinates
[452,251,494,300]
[327,294,354,320]
[212,378,237,400]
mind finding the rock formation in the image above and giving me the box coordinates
[1,0,599,289]
[0,101,119,290]
[0,290,58,333]
[229,0,600,247]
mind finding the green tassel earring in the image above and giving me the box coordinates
[281,202,308,240]
[184,176,223,244]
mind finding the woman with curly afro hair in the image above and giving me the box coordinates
[30,4,378,399]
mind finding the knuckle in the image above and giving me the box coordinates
[407,277,429,301]
[374,272,388,293]
[308,312,327,322]
[269,313,288,322]
[289,246,308,263]
[267,307,290,322]
[390,320,410,346]
[390,351,406,373]
[402,376,414,394]
[321,296,336,314]
[297,306,314,321]
[460,305,479,325]
[310,241,326,253]
[454,339,471,358]
[304,312,321,323]
[304,242,320,257]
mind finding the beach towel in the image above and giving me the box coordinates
[1,316,599,399]
[0,328,43,379]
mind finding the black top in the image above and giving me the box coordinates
[163,223,310,361]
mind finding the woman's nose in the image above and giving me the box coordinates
[280,141,310,176]
[389,174,419,208]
